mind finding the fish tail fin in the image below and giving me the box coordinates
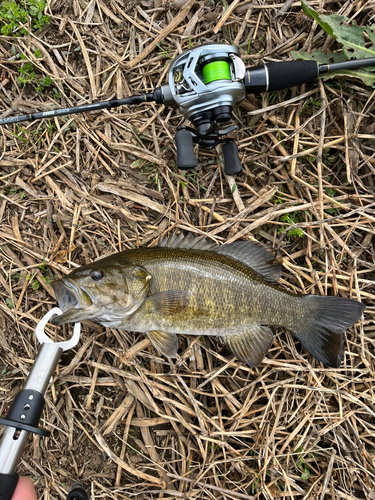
[291,296,365,367]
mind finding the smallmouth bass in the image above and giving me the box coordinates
[51,233,365,367]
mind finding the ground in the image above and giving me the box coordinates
[0,0,375,499]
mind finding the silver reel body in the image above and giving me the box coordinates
[157,44,246,174]
[161,43,246,120]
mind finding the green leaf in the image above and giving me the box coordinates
[231,183,237,193]
[301,466,310,480]
[301,0,334,37]
[324,16,375,60]
[296,1,375,86]
[326,188,337,197]
[6,298,14,309]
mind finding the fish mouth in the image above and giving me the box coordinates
[51,278,93,326]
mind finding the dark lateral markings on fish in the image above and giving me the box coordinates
[51,233,366,368]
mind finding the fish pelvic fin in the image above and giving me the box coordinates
[147,331,178,358]
[291,296,366,367]
[218,326,274,367]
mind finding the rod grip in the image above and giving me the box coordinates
[175,129,198,169]
[267,60,319,91]
[0,473,19,500]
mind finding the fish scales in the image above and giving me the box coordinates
[51,235,366,368]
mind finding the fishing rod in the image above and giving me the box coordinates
[1,43,374,175]
[0,310,89,500]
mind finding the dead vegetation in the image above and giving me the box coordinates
[0,0,375,498]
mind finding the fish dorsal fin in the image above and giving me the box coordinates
[159,233,282,282]
[158,232,217,251]
[215,241,282,283]
[147,331,178,358]
[219,326,274,367]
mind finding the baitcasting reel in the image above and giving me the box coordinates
[154,44,246,175]
[1,43,375,176]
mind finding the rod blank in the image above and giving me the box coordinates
[319,57,375,74]
[0,94,155,126]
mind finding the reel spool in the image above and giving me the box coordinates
[202,60,231,85]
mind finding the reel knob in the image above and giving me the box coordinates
[67,481,89,500]
[223,142,243,175]
[175,128,198,169]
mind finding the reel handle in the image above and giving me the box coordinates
[223,142,242,175]
[175,128,198,169]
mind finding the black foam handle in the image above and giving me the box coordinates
[267,60,319,92]
[223,142,242,176]
[175,129,198,169]
[0,473,19,500]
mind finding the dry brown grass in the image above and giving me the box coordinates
[1,0,375,499]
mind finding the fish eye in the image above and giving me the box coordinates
[91,270,104,281]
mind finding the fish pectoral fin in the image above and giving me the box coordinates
[219,326,274,367]
[149,290,189,315]
[147,331,178,358]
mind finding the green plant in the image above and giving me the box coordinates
[271,196,284,205]
[32,279,40,291]
[18,61,37,85]
[156,41,173,59]
[278,211,310,240]
[28,0,49,30]
[6,298,14,309]
[251,475,260,494]
[291,0,375,86]
[17,51,54,92]
[324,187,345,215]
[325,187,336,198]
[0,0,49,36]
[36,76,52,91]
[3,184,18,194]
[301,96,322,112]
[43,120,56,135]
[296,447,312,480]
[38,257,53,284]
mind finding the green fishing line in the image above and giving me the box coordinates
[202,61,231,84]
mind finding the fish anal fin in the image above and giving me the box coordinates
[147,331,178,358]
[149,290,189,315]
[216,241,282,283]
[219,326,274,367]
